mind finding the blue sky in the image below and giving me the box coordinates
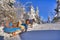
[16,0,56,21]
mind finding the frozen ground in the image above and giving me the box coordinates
[27,23,60,31]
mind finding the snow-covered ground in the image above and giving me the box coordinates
[27,23,60,31]
[0,23,60,34]
[0,23,60,40]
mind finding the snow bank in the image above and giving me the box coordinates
[27,23,60,31]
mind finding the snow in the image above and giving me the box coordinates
[27,23,60,31]
[0,23,60,40]
[4,35,21,40]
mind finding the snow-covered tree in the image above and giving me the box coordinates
[0,0,17,23]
